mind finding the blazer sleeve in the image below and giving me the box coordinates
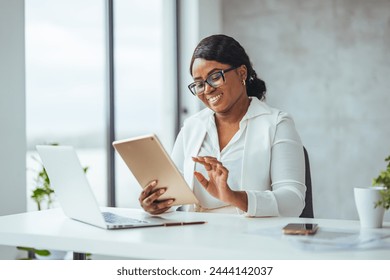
[246,112,306,217]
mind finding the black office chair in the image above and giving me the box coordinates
[300,147,314,218]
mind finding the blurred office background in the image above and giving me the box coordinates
[1,0,389,258]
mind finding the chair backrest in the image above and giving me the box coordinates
[300,146,314,218]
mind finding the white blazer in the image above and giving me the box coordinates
[171,98,306,217]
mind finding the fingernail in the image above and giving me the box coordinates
[159,189,165,194]
[168,199,174,205]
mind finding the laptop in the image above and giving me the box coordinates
[36,145,205,230]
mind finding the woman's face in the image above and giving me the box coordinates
[191,58,247,115]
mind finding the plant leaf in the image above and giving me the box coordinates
[33,249,51,256]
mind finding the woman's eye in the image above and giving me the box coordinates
[209,73,222,82]
[195,83,204,90]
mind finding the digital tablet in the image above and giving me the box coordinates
[113,134,198,206]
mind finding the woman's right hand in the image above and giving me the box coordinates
[139,180,174,215]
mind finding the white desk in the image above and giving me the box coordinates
[0,207,389,259]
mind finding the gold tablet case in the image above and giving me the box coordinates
[113,134,198,206]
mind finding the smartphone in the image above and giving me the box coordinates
[282,223,318,235]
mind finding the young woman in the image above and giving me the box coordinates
[139,34,306,217]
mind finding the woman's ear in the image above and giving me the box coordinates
[238,65,247,81]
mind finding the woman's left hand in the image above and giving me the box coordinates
[192,156,233,203]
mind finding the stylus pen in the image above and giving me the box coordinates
[164,221,207,226]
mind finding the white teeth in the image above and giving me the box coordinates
[208,94,222,104]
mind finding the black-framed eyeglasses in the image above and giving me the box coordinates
[188,66,237,96]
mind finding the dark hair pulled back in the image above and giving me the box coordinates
[189,34,266,100]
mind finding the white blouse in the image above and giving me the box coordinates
[193,109,248,213]
[171,98,306,217]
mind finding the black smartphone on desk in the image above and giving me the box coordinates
[282,223,318,235]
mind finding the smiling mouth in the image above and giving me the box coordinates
[207,94,222,104]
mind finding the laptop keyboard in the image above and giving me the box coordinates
[102,212,149,225]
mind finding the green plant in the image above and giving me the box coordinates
[17,152,57,258]
[30,156,55,211]
[373,155,390,210]
[16,246,51,259]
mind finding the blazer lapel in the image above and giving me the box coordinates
[183,124,207,191]
[240,100,273,190]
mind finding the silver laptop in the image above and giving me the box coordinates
[36,145,202,229]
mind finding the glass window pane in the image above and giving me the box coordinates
[25,0,107,211]
[114,0,175,207]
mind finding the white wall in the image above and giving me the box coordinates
[177,0,222,126]
[221,0,390,220]
[0,0,27,259]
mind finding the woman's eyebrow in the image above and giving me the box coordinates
[193,68,221,80]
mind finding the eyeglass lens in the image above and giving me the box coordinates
[190,71,224,95]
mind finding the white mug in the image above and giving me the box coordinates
[354,186,385,228]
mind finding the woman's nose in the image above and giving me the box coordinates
[203,83,215,95]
